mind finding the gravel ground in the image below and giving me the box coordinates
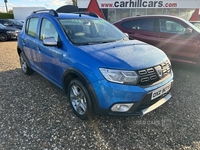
[0,41,200,150]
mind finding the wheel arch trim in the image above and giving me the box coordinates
[62,68,102,115]
[62,68,91,92]
[17,45,32,68]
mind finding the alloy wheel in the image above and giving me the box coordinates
[70,84,87,115]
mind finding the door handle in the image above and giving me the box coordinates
[36,47,41,51]
[63,54,67,58]
[22,39,25,46]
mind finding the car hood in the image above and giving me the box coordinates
[78,40,168,70]
[1,26,20,31]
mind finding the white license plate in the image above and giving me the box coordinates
[151,83,171,100]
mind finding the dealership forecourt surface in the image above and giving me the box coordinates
[0,41,200,149]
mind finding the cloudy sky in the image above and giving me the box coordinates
[0,0,73,12]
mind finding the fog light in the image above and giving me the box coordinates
[116,105,121,110]
[111,103,134,112]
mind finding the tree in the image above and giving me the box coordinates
[4,0,8,13]
[66,0,77,6]
[8,9,13,14]
[72,0,77,6]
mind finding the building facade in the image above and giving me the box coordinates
[78,0,200,23]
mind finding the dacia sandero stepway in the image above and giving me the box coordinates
[17,9,173,120]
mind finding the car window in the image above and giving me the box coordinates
[59,18,127,45]
[26,18,39,37]
[40,18,58,42]
[159,19,186,34]
[13,20,23,26]
[5,20,12,26]
[122,18,154,31]
[0,23,5,28]
[190,22,200,30]
[0,20,11,26]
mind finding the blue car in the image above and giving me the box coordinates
[17,9,173,120]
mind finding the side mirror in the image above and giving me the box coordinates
[125,33,134,40]
[124,33,129,37]
[185,28,193,34]
[43,37,57,46]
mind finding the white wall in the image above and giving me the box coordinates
[13,7,46,20]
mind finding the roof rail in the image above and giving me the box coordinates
[74,12,100,18]
[32,9,58,17]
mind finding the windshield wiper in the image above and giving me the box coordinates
[74,42,97,46]
[75,41,115,45]
[101,38,129,43]
[74,38,129,46]
[102,40,116,43]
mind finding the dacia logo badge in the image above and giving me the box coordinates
[155,66,163,78]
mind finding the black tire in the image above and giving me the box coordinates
[0,33,8,42]
[68,79,94,120]
[20,52,34,75]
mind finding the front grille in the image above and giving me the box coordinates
[161,61,171,76]
[136,60,171,86]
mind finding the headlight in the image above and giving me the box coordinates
[6,31,15,34]
[99,68,138,85]
[166,57,171,65]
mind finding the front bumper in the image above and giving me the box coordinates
[7,33,19,40]
[91,75,173,116]
[141,92,171,115]
[109,88,172,116]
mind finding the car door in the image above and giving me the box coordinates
[156,18,199,63]
[35,18,67,85]
[22,17,40,70]
[119,18,158,46]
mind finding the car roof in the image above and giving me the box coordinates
[190,21,200,23]
[114,14,191,25]
[58,13,100,19]
[28,9,100,20]
[117,15,186,22]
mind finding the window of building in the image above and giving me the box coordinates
[135,9,147,16]
[179,9,195,20]
[147,9,163,15]
[108,9,116,23]
[115,9,130,22]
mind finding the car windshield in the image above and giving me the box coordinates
[59,18,128,45]
[0,23,6,28]
[12,20,23,26]
[190,22,200,30]
[185,20,200,33]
